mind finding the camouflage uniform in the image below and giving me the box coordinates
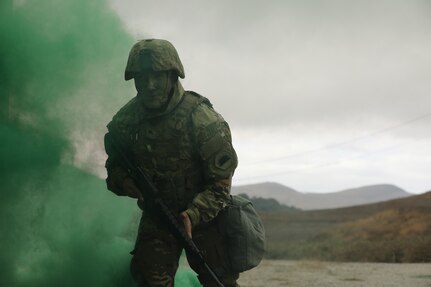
[104,39,239,287]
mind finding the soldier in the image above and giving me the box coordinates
[104,39,239,287]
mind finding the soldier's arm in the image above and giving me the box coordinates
[184,103,238,227]
[104,129,130,196]
[104,125,142,199]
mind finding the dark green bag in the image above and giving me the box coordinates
[217,195,265,272]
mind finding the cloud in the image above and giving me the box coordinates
[110,0,431,129]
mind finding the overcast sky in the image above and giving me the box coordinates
[107,0,431,194]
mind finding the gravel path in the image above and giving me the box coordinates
[238,260,431,287]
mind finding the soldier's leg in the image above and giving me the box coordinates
[186,221,240,287]
[130,224,182,287]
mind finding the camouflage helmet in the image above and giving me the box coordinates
[124,39,185,81]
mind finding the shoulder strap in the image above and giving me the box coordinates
[183,90,213,110]
[108,97,141,130]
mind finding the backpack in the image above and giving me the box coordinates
[217,195,266,272]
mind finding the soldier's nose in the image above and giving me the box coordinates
[146,77,156,90]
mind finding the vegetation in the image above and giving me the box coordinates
[238,193,299,212]
[261,191,431,262]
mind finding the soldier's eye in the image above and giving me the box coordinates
[154,72,165,79]
[135,73,147,80]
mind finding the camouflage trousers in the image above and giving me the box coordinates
[130,213,239,287]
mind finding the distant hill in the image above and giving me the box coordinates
[238,193,298,212]
[232,182,412,210]
[261,191,431,262]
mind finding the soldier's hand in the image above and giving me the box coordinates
[180,211,192,238]
[123,177,143,201]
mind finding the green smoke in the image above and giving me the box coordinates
[0,0,200,286]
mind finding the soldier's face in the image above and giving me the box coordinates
[134,71,173,110]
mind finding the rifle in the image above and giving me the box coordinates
[105,132,225,287]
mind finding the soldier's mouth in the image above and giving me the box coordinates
[138,92,161,100]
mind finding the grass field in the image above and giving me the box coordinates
[261,191,431,262]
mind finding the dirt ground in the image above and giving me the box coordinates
[237,260,431,287]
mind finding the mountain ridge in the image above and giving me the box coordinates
[232,182,412,210]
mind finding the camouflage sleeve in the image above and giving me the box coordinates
[104,124,129,196]
[185,103,238,227]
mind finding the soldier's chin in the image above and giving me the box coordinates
[142,99,165,110]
